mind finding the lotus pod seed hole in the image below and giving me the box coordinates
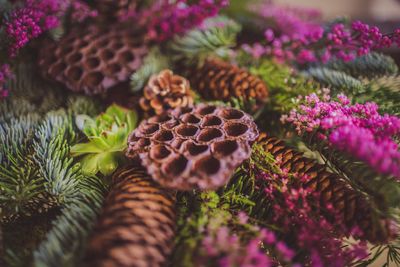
[163,155,188,176]
[220,109,244,120]
[213,140,239,157]
[100,50,115,61]
[186,142,208,156]
[84,57,100,69]
[195,156,220,175]
[176,125,199,137]
[197,105,216,116]
[181,114,201,124]
[154,130,174,142]
[197,128,223,142]
[66,67,83,81]
[137,138,150,147]
[150,145,171,160]
[149,114,172,123]
[119,51,134,64]
[83,72,104,86]
[224,123,248,137]
[141,124,159,135]
[67,52,83,64]
[202,115,223,127]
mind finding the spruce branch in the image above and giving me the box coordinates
[304,67,364,93]
[324,52,398,78]
[130,48,170,92]
[33,175,107,267]
[169,16,241,67]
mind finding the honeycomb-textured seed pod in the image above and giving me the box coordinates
[187,58,268,105]
[38,24,148,95]
[127,104,259,190]
[84,167,176,267]
[140,69,194,115]
[93,0,139,22]
[257,133,392,243]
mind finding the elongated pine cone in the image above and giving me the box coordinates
[187,58,268,105]
[140,70,194,115]
[127,104,259,190]
[257,133,392,243]
[84,167,176,267]
[38,24,148,95]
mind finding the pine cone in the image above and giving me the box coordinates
[187,58,268,106]
[84,167,176,267]
[257,133,392,243]
[140,70,194,115]
[38,23,148,95]
[127,104,259,190]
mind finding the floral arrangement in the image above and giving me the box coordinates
[1,1,400,267]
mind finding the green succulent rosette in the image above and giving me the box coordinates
[71,104,138,176]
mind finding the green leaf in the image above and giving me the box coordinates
[81,154,100,176]
[70,142,103,156]
[98,153,118,176]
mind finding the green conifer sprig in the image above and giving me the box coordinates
[304,67,364,93]
[169,16,241,67]
[323,52,398,78]
[130,48,170,92]
[33,175,107,267]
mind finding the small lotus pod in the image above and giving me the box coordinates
[93,0,139,21]
[126,104,259,190]
[38,23,148,95]
[139,69,194,115]
[83,167,176,267]
[257,133,393,243]
[187,58,269,106]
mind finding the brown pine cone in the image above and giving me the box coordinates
[38,23,148,95]
[127,104,259,190]
[84,167,176,267]
[257,133,392,243]
[187,58,268,106]
[139,70,194,115]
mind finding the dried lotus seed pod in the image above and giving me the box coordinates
[127,104,259,190]
[38,23,148,95]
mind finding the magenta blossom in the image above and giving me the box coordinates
[282,92,400,178]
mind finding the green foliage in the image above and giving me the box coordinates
[71,104,138,176]
[250,60,319,113]
[33,175,107,267]
[0,63,107,267]
[130,48,170,92]
[324,52,398,78]
[304,67,364,93]
[169,16,241,67]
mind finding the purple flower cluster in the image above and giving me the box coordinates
[199,225,297,267]
[0,64,12,99]
[244,3,400,64]
[140,0,229,42]
[4,0,67,57]
[254,167,369,267]
[282,92,400,178]
[70,1,98,23]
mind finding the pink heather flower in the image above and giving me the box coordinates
[4,0,68,57]
[244,3,400,64]
[282,92,400,179]
[70,1,98,23]
[252,166,369,266]
[136,0,229,42]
